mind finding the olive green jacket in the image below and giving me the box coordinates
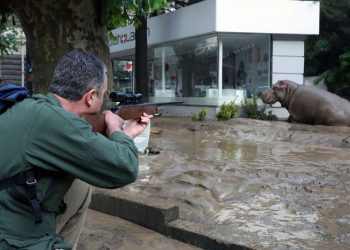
[0,93,139,249]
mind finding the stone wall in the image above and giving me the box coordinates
[0,54,23,84]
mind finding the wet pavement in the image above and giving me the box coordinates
[87,117,350,249]
[78,209,199,250]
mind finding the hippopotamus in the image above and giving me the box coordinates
[259,80,350,126]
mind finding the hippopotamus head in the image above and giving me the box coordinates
[258,80,299,106]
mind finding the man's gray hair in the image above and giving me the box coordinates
[49,49,106,101]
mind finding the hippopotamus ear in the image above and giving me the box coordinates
[278,81,289,89]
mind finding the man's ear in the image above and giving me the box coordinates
[84,88,97,107]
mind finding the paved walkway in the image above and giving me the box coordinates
[77,209,200,250]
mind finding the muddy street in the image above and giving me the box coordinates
[98,117,350,249]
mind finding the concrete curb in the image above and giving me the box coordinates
[90,192,253,250]
[167,219,252,250]
[90,191,178,234]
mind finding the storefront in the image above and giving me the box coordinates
[109,0,319,117]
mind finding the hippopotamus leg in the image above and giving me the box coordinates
[287,115,295,123]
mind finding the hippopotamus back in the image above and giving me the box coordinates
[260,80,350,126]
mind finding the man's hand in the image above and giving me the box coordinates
[104,111,153,139]
[123,113,153,139]
[103,110,125,138]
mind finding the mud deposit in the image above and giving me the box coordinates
[113,117,350,249]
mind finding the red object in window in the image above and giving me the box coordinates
[125,62,132,72]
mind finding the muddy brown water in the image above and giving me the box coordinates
[114,117,350,249]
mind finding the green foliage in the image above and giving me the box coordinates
[264,110,278,121]
[305,0,350,92]
[0,28,19,58]
[216,101,239,121]
[106,0,169,29]
[0,11,19,58]
[241,96,277,121]
[192,107,208,121]
[106,0,170,58]
[241,96,260,119]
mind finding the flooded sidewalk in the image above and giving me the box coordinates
[77,209,199,250]
[92,117,350,249]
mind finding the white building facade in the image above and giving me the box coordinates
[109,0,320,118]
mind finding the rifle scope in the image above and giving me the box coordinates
[109,92,143,104]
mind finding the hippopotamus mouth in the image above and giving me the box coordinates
[258,81,291,105]
[258,88,279,104]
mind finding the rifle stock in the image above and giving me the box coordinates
[115,103,158,120]
[83,101,180,134]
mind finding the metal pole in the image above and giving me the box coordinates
[21,31,25,86]
[162,48,165,90]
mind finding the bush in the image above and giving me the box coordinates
[192,107,208,121]
[264,110,278,121]
[241,96,260,119]
[217,101,240,121]
[241,96,277,121]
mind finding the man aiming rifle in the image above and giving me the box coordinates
[0,49,152,250]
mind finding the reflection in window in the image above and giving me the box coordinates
[148,35,218,99]
[147,33,270,105]
[112,59,133,93]
[222,34,270,97]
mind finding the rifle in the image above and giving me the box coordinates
[83,92,182,134]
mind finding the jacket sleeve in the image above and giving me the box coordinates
[24,105,139,189]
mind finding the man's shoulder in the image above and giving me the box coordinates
[19,94,77,123]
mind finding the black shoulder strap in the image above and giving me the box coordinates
[0,169,43,224]
[25,170,43,224]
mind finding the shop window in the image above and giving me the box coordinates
[222,34,270,98]
[147,33,270,105]
[148,35,218,102]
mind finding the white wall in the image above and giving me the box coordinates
[272,40,305,85]
[110,0,320,57]
[148,0,216,46]
[110,0,216,57]
[216,0,320,35]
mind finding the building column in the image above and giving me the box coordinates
[218,37,223,102]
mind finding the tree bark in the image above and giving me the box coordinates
[135,15,149,100]
[6,0,112,94]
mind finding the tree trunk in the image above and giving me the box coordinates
[6,0,112,94]
[135,15,149,100]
